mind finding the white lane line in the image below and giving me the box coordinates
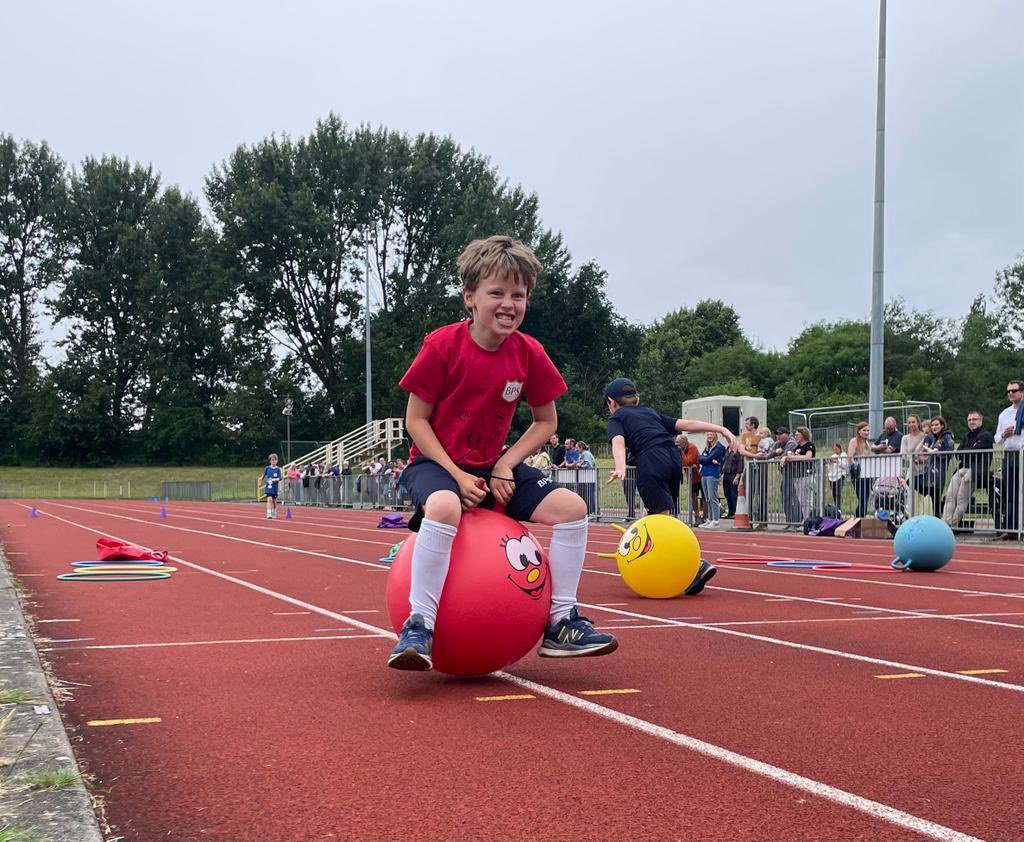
[710,584,1024,631]
[498,672,985,842]
[712,562,1024,597]
[36,619,80,624]
[22,503,990,842]
[580,601,1024,694]
[80,501,400,549]
[39,501,390,570]
[272,611,311,616]
[696,533,1024,568]
[46,637,95,644]
[40,634,382,652]
[598,614,1024,630]
[37,499,1024,654]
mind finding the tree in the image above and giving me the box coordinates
[209,115,609,435]
[136,188,230,462]
[45,156,164,461]
[633,300,744,411]
[0,136,66,461]
[207,118,371,424]
[993,256,1024,348]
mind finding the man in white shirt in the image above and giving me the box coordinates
[996,379,1024,540]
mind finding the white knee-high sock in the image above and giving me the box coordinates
[408,519,458,629]
[547,516,589,623]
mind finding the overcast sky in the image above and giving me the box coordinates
[4,0,1022,352]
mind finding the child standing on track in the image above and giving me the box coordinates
[604,378,738,594]
[389,235,618,671]
[262,454,282,519]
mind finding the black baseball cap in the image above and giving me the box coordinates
[775,426,789,434]
[603,377,638,401]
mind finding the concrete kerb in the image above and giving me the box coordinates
[0,546,103,842]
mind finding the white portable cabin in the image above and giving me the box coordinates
[680,395,768,436]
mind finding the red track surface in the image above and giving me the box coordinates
[3,499,1023,841]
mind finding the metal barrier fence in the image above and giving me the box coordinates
[746,449,1023,538]
[0,476,255,501]
[161,481,213,501]
[281,474,411,510]
[281,452,1021,541]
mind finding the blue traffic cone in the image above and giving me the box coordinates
[30,506,38,518]
[160,506,167,519]
[285,508,292,521]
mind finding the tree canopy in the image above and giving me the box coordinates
[1,121,1021,465]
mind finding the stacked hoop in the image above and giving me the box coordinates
[58,560,177,582]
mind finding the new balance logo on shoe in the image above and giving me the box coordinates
[538,607,619,658]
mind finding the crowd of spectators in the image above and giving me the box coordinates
[274,379,1024,539]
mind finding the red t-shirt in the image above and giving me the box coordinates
[399,321,567,468]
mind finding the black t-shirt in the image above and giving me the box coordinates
[795,441,816,474]
[874,430,903,452]
[606,406,677,459]
[551,444,566,466]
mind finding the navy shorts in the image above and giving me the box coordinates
[402,458,562,531]
[635,447,682,514]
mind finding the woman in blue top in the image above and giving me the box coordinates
[698,432,727,528]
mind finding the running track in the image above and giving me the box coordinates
[2,499,1022,842]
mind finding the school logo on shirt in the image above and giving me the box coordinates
[501,380,524,402]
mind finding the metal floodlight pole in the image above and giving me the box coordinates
[283,397,293,464]
[365,237,373,430]
[868,0,887,436]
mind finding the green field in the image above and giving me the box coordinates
[0,466,262,501]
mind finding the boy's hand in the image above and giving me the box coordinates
[489,463,516,506]
[457,472,488,510]
[608,467,625,483]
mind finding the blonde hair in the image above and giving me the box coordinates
[795,426,811,441]
[614,394,641,407]
[457,235,541,293]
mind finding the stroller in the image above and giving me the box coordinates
[871,475,909,525]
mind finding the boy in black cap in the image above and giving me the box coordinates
[604,377,739,594]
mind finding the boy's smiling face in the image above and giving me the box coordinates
[464,272,528,347]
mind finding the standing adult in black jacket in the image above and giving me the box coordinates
[921,416,955,518]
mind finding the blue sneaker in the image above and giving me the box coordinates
[684,559,717,596]
[387,613,433,671]
[538,607,618,658]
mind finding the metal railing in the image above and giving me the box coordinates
[0,477,256,501]
[745,448,1023,538]
[278,451,1020,541]
[281,473,411,510]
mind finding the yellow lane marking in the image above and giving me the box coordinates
[578,689,641,696]
[475,694,535,702]
[87,717,162,727]
[875,673,926,680]
[957,669,1008,675]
